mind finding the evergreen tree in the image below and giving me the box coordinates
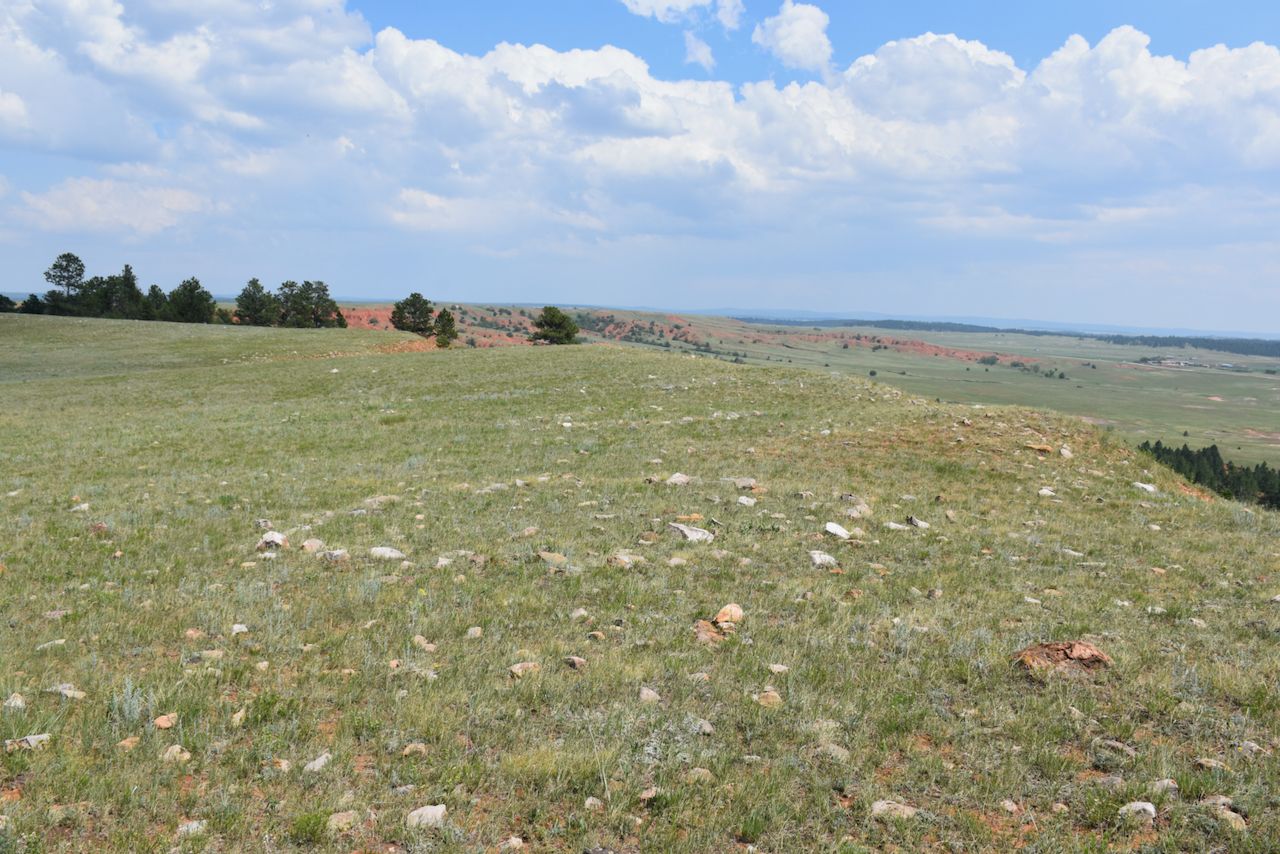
[18,294,45,314]
[43,252,85,297]
[278,280,346,328]
[233,278,281,326]
[0,294,15,312]
[530,306,580,345]
[167,277,216,323]
[434,308,458,347]
[143,285,169,321]
[390,292,435,336]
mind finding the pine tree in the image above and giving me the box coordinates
[390,292,435,336]
[234,278,281,326]
[433,308,458,347]
[530,306,580,345]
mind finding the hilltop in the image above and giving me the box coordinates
[1,314,1278,852]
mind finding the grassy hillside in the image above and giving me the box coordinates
[2,316,1278,852]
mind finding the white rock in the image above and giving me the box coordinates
[35,638,65,651]
[370,547,406,561]
[884,521,910,531]
[639,687,661,704]
[824,522,851,540]
[738,496,757,507]
[1133,482,1158,494]
[406,804,447,829]
[176,820,207,837]
[256,531,288,551]
[1151,779,1179,796]
[231,623,249,636]
[466,626,483,639]
[1038,488,1056,497]
[665,473,692,486]
[1118,801,1156,821]
[301,537,325,553]
[3,693,26,712]
[907,516,930,529]
[328,811,359,832]
[45,683,85,700]
[871,800,919,820]
[809,550,838,568]
[318,549,350,563]
[668,523,714,543]
[304,751,332,773]
[4,733,50,752]
[584,796,605,811]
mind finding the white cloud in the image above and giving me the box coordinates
[20,178,210,235]
[0,88,27,126]
[752,1,832,71]
[684,31,715,71]
[619,0,743,30]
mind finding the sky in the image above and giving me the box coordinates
[2,1,1280,332]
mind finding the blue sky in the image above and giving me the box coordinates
[3,1,1280,331]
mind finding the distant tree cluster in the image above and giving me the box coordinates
[1140,441,1280,509]
[234,279,347,328]
[387,293,457,346]
[8,253,219,323]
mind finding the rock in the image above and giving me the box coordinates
[907,516,930,529]
[4,733,50,752]
[45,683,85,700]
[1188,617,1207,628]
[564,656,588,670]
[318,549,350,563]
[756,690,783,708]
[1118,801,1156,822]
[254,519,273,529]
[1060,446,1074,459]
[809,550,838,568]
[466,626,483,639]
[730,477,757,490]
[35,638,65,651]
[1195,757,1229,771]
[117,736,140,752]
[824,522,851,540]
[328,810,359,833]
[231,623,249,636]
[304,751,332,773]
[1038,488,1056,497]
[1000,799,1020,814]
[883,521,910,531]
[1151,779,1179,797]
[501,837,525,850]
[370,547,406,561]
[871,800,919,820]
[1133,482,1158,494]
[161,744,191,764]
[1200,795,1233,809]
[668,522,714,543]
[639,687,661,704]
[256,531,288,551]
[3,693,25,712]
[538,551,568,567]
[818,742,850,762]
[693,620,725,645]
[176,820,207,838]
[738,496,757,507]
[406,804,447,829]
[665,473,692,486]
[1216,808,1248,831]
[714,603,744,625]
[1095,775,1126,790]
[301,538,325,553]
[584,796,605,811]
[684,767,714,784]
[413,635,436,652]
[769,663,789,675]
[402,742,429,756]
[607,552,645,569]
[1014,641,1112,678]
[508,661,540,679]
[1233,739,1268,758]
[570,607,590,621]
[153,713,178,730]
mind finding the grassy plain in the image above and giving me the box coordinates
[2,313,1279,852]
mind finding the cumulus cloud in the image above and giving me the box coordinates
[3,2,1280,326]
[752,1,832,71]
[20,178,210,235]
[620,0,743,30]
[684,31,715,71]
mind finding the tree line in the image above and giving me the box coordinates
[1140,440,1280,509]
[388,294,579,346]
[0,252,348,329]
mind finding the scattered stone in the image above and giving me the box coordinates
[824,522,851,540]
[402,743,429,756]
[154,713,178,730]
[818,742,850,762]
[45,683,86,700]
[162,744,191,764]
[413,635,436,652]
[1060,446,1074,459]
[1151,779,1179,797]
[1014,641,1112,678]
[231,623,249,636]
[585,796,605,811]
[871,800,919,820]
[1038,487,1056,497]
[639,687,661,704]
[883,521,910,531]
[607,552,645,569]
[319,549,350,563]
[768,663,789,675]
[570,607,590,621]
[406,804,447,829]
[1195,757,1229,771]
[738,496,757,507]
[5,733,50,752]
[466,626,483,639]
[1118,801,1156,822]
[304,751,332,773]
[3,693,25,712]
[668,522,714,543]
[564,656,588,670]
[665,473,692,486]
[176,820,207,838]
[684,767,714,784]
[1133,482,1158,494]
[301,538,325,553]
[328,810,359,833]
[35,638,65,651]
[693,620,725,645]
[256,531,288,551]
[508,662,540,679]
[370,547,406,561]
[117,736,140,752]
[1000,799,1020,814]
[714,603,744,625]
[1233,740,1268,758]
[756,689,783,708]
[907,516,930,529]
[809,550,838,569]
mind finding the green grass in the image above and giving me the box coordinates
[2,314,1279,851]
